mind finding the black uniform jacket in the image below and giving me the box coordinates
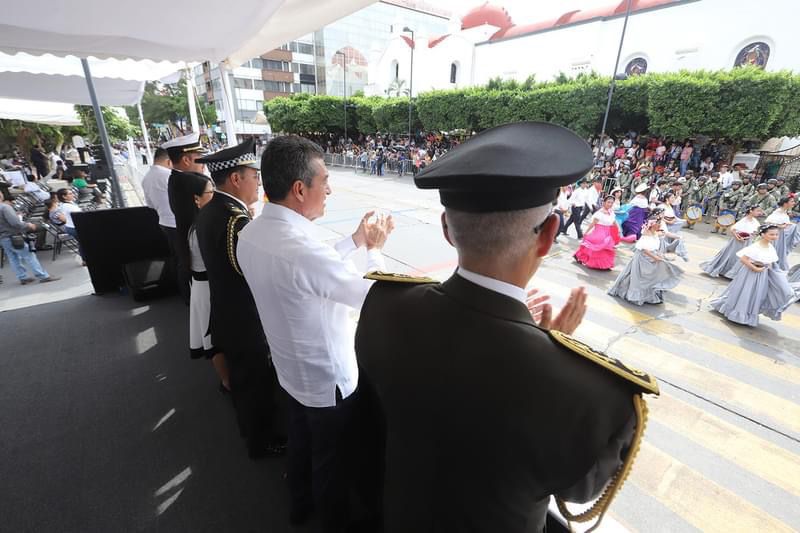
[194,192,267,354]
[356,273,655,533]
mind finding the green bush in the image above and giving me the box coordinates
[265,69,800,142]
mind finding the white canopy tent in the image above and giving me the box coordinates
[0,0,376,206]
[0,98,81,126]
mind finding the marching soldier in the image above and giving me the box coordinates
[702,172,722,223]
[712,179,744,233]
[739,174,755,197]
[355,122,659,533]
[766,178,781,202]
[774,177,790,199]
[194,139,285,459]
[746,183,778,219]
[163,133,208,304]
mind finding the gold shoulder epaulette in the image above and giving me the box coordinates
[548,330,659,395]
[365,271,437,284]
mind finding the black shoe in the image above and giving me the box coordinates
[218,382,231,395]
[248,441,287,460]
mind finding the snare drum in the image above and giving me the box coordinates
[686,205,703,223]
[717,210,737,227]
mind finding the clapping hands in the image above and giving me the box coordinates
[353,210,395,250]
[526,286,587,335]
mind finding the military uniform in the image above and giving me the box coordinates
[163,133,208,304]
[746,191,778,219]
[702,178,721,222]
[712,185,744,233]
[355,122,659,533]
[739,180,754,198]
[194,143,283,458]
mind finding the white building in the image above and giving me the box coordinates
[369,0,798,97]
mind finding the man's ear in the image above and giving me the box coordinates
[441,211,454,247]
[290,179,305,203]
[535,213,559,257]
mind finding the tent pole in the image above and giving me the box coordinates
[80,58,126,208]
[186,67,200,134]
[136,102,154,165]
[219,60,238,146]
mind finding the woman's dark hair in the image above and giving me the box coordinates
[777,196,793,207]
[172,172,212,271]
[603,194,615,202]
[43,198,59,223]
[758,223,779,235]
[56,188,71,202]
[743,204,758,214]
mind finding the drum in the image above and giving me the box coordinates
[686,205,703,223]
[717,210,736,227]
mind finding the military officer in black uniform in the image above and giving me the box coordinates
[355,122,659,533]
[163,133,208,304]
[194,139,284,459]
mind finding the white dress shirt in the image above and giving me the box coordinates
[457,267,526,304]
[141,164,175,228]
[720,171,734,189]
[237,202,386,408]
[56,202,81,228]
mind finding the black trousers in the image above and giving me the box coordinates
[226,345,280,455]
[287,385,383,532]
[160,225,189,303]
[563,205,589,238]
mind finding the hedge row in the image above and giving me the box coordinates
[264,67,800,142]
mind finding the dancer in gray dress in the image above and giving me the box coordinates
[710,224,800,327]
[766,196,799,271]
[657,197,689,262]
[700,206,762,278]
[608,217,684,305]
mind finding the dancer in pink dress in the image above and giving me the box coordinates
[574,195,620,270]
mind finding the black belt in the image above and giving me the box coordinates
[191,270,208,281]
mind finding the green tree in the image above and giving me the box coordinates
[127,78,217,135]
[76,106,138,142]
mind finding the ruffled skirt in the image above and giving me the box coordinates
[607,250,684,305]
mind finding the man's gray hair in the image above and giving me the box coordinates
[444,204,552,262]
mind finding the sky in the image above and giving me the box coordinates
[434,0,615,24]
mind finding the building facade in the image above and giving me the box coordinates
[193,0,448,140]
[369,0,799,98]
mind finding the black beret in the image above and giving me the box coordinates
[414,122,592,212]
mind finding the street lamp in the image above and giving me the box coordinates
[598,0,633,155]
[334,50,347,143]
[402,26,414,144]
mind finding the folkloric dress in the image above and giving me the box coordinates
[710,242,800,326]
[574,208,620,270]
[700,216,761,278]
[607,234,684,305]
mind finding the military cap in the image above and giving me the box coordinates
[161,132,208,159]
[767,178,778,184]
[414,122,592,212]
[757,183,768,189]
[196,138,259,176]
[776,176,786,182]
[732,179,742,185]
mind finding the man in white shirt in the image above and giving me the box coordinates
[140,147,178,290]
[562,178,593,238]
[237,136,394,530]
[719,164,734,189]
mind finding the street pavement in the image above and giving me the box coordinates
[319,167,800,533]
[2,165,797,532]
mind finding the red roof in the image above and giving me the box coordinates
[461,0,680,42]
[461,3,514,31]
[428,34,451,48]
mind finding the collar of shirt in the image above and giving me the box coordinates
[456,267,527,304]
[261,201,316,235]
[214,189,249,211]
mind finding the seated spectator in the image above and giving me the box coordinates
[55,188,86,265]
[23,175,50,202]
[66,164,105,204]
[0,189,59,284]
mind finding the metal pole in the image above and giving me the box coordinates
[185,67,200,133]
[219,60,238,146]
[80,58,126,208]
[344,55,347,143]
[136,102,154,165]
[408,29,414,142]
[598,0,633,152]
